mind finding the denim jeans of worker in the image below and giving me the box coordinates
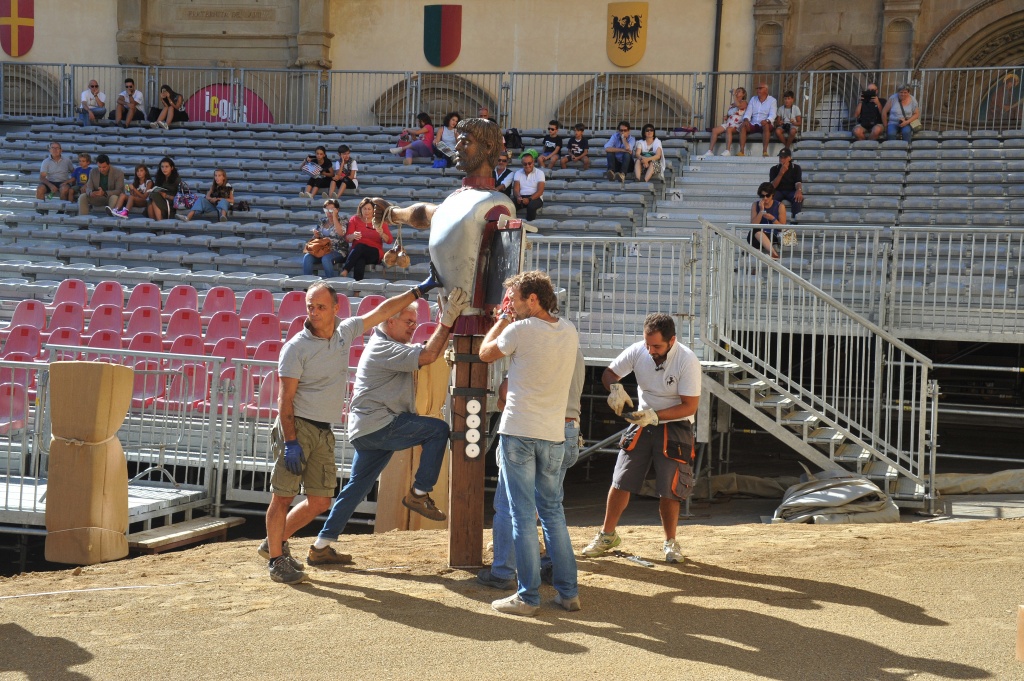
[193,196,230,217]
[887,122,913,142]
[302,251,343,278]
[492,422,580,582]
[606,152,633,174]
[318,412,449,540]
[78,106,106,127]
[496,432,578,607]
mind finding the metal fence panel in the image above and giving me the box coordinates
[240,68,325,126]
[508,73,605,132]
[919,67,1024,132]
[151,65,239,125]
[327,71,412,128]
[1,62,66,116]
[800,69,910,132]
[0,360,48,525]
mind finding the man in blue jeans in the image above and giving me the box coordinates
[478,345,585,593]
[479,271,581,616]
[312,288,469,558]
[603,120,635,182]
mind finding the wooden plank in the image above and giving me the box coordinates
[128,516,244,554]
[448,335,486,569]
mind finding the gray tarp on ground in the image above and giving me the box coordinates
[771,470,901,524]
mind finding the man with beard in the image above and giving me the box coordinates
[371,119,513,330]
[582,313,702,564]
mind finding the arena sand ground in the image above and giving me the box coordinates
[1,517,1022,680]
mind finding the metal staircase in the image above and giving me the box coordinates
[698,218,938,509]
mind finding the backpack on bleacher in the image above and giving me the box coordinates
[505,128,523,150]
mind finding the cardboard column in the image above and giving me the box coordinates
[447,335,488,568]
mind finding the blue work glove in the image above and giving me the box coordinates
[283,439,304,475]
[414,262,444,298]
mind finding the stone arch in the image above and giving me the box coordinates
[793,47,873,133]
[916,0,1024,69]
[1,65,62,116]
[556,75,690,133]
[755,22,784,73]
[371,73,499,128]
[883,19,915,70]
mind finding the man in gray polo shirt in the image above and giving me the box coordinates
[261,278,450,584]
[36,141,75,201]
[311,288,469,557]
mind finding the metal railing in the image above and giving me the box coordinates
[0,359,48,526]
[525,235,698,353]
[701,219,937,489]
[4,63,1021,132]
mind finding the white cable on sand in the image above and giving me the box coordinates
[0,579,212,600]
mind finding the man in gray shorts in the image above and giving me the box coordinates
[582,313,702,563]
[261,277,449,584]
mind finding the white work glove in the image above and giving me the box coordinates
[607,383,634,416]
[439,287,469,327]
[624,409,659,427]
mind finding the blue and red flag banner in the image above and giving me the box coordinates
[424,4,461,68]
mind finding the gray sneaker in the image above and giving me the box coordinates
[268,556,307,584]
[257,538,303,571]
[554,593,582,612]
[477,567,516,590]
[491,594,539,617]
[581,530,621,557]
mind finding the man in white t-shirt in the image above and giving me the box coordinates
[740,82,778,157]
[480,270,580,616]
[78,79,106,127]
[511,149,545,221]
[582,312,702,564]
[112,78,144,127]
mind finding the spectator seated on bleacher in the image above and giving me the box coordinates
[391,112,435,166]
[768,148,803,220]
[750,181,786,260]
[339,198,393,281]
[774,90,801,148]
[182,169,234,222]
[150,84,189,130]
[539,120,562,171]
[148,156,181,221]
[633,124,664,182]
[883,84,921,143]
[110,77,144,127]
[560,123,591,171]
[604,120,635,181]
[433,112,460,168]
[853,83,885,141]
[697,88,747,159]
[494,151,514,197]
[36,141,75,202]
[740,82,777,157]
[109,163,153,218]
[300,146,334,199]
[77,79,106,127]
[329,145,358,198]
[77,153,125,215]
[69,153,92,202]
[512,149,545,221]
[302,198,349,279]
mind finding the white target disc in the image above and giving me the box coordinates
[466,414,481,429]
[466,428,480,444]
[466,399,481,414]
[466,443,480,458]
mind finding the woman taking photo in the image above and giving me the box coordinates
[151,85,188,130]
[302,199,348,278]
[147,156,181,221]
[749,181,786,259]
[340,198,393,280]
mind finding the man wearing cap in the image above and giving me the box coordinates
[512,149,545,221]
[768,148,803,220]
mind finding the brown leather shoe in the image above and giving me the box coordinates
[306,544,353,566]
[402,490,447,521]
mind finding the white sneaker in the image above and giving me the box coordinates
[664,539,684,563]
[299,191,311,198]
[581,530,621,557]
[491,594,539,617]
[721,150,731,157]
[158,121,169,130]
[150,122,159,129]
[696,151,712,160]
[389,147,403,155]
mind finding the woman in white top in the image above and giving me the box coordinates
[434,111,460,167]
[633,124,664,182]
[882,84,921,142]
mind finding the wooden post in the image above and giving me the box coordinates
[447,334,488,568]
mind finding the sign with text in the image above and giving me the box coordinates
[185,83,274,125]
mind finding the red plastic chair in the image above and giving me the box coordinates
[252,339,283,362]
[0,300,46,341]
[204,311,242,353]
[123,306,162,347]
[166,334,204,365]
[41,327,81,361]
[125,283,162,317]
[126,331,163,355]
[243,370,280,419]
[85,330,123,362]
[0,354,38,397]
[414,298,432,324]
[277,290,306,330]
[210,337,248,380]
[348,344,364,369]
[0,382,28,436]
[83,304,124,342]
[163,308,203,351]
[155,363,209,412]
[244,313,281,356]
[200,286,238,323]
[285,315,305,340]
[336,293,352,319]
[47,279,88,311]
[412,322,437,343]
[43,302,85,342]
[1,325,41,359]
[355,294,386,318]
[161,284,199,323]
[89,281,125,313]
[129,358,163,410]
[239,288,274,325]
